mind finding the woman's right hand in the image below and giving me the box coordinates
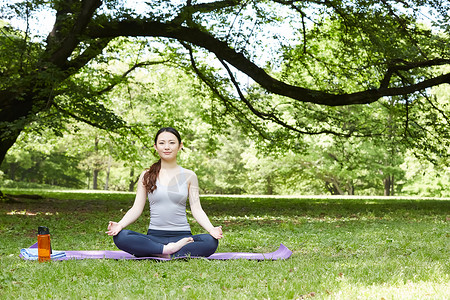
[106,221,123,236]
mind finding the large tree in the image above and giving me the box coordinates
[1,0,449,178]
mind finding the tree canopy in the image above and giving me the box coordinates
[0,0,449,172]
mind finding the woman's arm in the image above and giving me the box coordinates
[106,171,147,236]
[188,172,223,239]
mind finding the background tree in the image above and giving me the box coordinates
[1,0,449,198]
[1,126,85,188]
[1,0,449,165]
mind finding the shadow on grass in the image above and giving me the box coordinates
[202,196,450,218]
[2,192,449,219]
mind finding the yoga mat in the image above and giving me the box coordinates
[21,243,292,261]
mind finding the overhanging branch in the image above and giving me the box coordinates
[380,59,450,89]
[86,20,450,106]
[218,57,351,136]
[181,42,271,140]
[172,0,241,25]
[52,102,111,130]
[64,38,113,72]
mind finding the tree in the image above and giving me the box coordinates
[1,0,449,197]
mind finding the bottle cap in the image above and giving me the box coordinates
[38,226,50,235]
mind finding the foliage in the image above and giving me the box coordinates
[402,151,450,197]
[1,0,449,170]
[1,56,447,196]
[1,2,449,196]
[0,191,449,299]
[276,16,449,159]
[0,128,85,188]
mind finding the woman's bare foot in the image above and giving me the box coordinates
[162,237,194,255]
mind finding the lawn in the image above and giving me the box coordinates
[1,189,449,299]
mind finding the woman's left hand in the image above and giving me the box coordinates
[209,226,223,239]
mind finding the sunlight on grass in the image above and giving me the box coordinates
[6,210,56,216]
[331,281,449,300]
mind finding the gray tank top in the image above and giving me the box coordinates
[148,166,190,231]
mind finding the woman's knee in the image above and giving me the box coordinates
[197,234,219,252]
[208,234,219,249]
[113,229,132,247]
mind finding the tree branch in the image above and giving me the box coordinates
[172,0,242,25]
[52,102,154,151]
[380,59,450,89]
[64,38,113,72]
[86,20,450,106]
[52,102,111,130]
[95,60,169,95]
[181,42,377,138]
[218,56,350,136]
[45,0,102,68]
[181,42,271,140]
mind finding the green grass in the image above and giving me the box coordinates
[1,189,449,299]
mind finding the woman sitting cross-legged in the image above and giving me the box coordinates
[106,127,223,258]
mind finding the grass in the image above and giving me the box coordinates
[0,188,449,299]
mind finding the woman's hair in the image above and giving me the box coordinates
[143,127,182,193]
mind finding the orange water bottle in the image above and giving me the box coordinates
[37,226,51,262]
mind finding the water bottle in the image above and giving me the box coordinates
[37,226,51,262]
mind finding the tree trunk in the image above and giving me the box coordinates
[383,176,394,196]
[128,168,139,192]
[8,163,17,181]
[104,156,111,190]
[0,87,47,165]
[0,131,21,170]
[0,116,25,198]
[86,171,90,189]
[390,175,395,196]
[266,175,273,195]
[93,169,99,190]
[104,168,110,190]
[93,136,100,190]
[325,180,344,195]
[348,183,355,195]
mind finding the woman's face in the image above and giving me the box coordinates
[154,131,183,161]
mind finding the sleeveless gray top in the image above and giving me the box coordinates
[148,166,190,231]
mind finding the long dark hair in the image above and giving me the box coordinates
[143,127,182,193]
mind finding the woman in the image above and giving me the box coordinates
[106,127,223,258]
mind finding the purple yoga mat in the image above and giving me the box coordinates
[24,243,292,261]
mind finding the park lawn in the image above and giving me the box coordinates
[0,189,449,299]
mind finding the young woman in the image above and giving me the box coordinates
[106,127,223,258]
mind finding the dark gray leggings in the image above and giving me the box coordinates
[113,229,219,257]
